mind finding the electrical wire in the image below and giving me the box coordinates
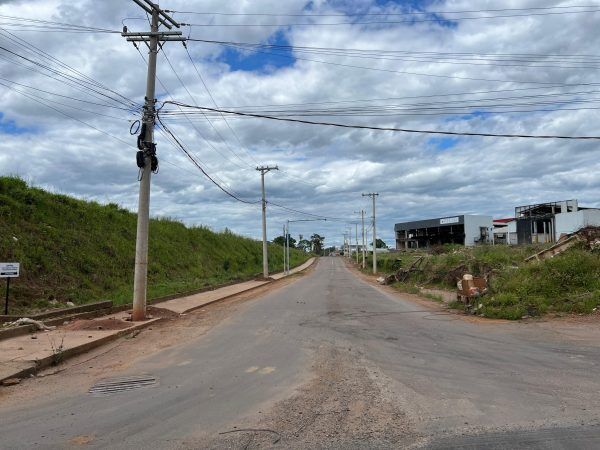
[0,80,134,147]
[183,44,259,166]
[0,28,139,108]
[189,39,600,87]
[157,115,259,205]
[180,7,600,26]
[161,45,255,170]
[267,200,353,221]
[133,43,249,194]
[0,15,120,33]
[171,5,599,17]
[159,102,600,140]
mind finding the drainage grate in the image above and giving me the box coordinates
[88,374,158,396]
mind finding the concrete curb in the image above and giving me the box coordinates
[1,318,161,384]
[171,257,319,314]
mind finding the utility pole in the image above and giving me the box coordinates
[354,210,365,267]
[282,224,287,273]
[361,210,366,269]
[285,220,289,274]
[256,165,278,278]
[123,1,184,321]
[355,222,359,264]
[362,193,379,274]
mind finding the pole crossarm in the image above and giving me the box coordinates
[132,0,181,29]
[256,165,279,173]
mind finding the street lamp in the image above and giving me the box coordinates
[285,218,327,274]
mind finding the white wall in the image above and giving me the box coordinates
[554,209,600,239]
[464,215,494,246]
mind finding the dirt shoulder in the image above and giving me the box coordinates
[0,271,310,410]
[344,258,600,340]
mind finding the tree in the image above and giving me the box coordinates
[310,233,325,254]
[273,235,296,248]
[376,238,388,249]
[297,239,311,252]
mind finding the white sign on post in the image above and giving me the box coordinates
[0,262,20,278]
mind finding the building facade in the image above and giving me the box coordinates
[514,200,600,244]
[395,215,494,249]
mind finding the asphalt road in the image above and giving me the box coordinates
[2,257,600,449]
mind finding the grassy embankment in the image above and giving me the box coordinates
[0,177,310,314]
[363,243,600,320]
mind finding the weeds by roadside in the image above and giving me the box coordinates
[362,242,600,320]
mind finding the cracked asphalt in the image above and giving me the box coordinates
[1,256,600,449]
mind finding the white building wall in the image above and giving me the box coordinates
[463,215,494,246]
[553,209,600,239]
[583,210,600,228]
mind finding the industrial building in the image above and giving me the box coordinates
[494,199,600,245]
[395,215,494,249]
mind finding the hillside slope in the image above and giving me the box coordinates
[0,177,309,314]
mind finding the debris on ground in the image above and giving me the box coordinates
[456,274,488,312]
[526,226,600,262]
[3,318,56,331]
[1,378,21,386]
[379,256,425,285]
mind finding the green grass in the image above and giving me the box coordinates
[0,177,310,314]
[368,243,600,320]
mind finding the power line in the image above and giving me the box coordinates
[159,102,600,140]
[0,28,139,108]
[267,201,351,221]
[157,115,259,205]
[133,43,251,194]
[161,46,254,171]
[0,44,138,109]
[185,41,600,71]
[180,7,600,26]
[0,75,137,112]
[189,39,600,86]
[0,80,135,147]
[183,44,259,166]
[171,5,599,17]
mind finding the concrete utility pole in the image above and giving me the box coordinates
[123,1,184,321]
[362,193,379,274]
[355,222,359,264]
[354,210,365,268]
[361,210,366,269]
[285,220,289,274]
[283,224,287,273]
[257,165,278,278]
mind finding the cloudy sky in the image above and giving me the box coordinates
[1,0,599,247]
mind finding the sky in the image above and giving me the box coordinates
[0,0,599,248]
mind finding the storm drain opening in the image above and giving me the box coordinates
[89,374,158,396]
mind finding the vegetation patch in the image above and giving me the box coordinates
[365,242,600,320]
[0,177,310,314]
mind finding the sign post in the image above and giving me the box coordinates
[1,262,20,315]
